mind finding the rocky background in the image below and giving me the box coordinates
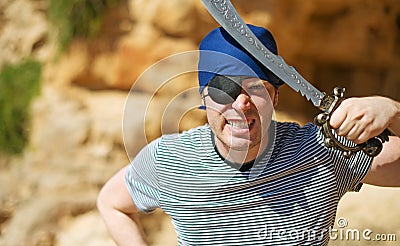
[1,0,400,245]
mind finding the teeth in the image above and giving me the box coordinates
[227,120,254,128]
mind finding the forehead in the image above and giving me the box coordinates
[235,76,274,88]
[241,77,263,84]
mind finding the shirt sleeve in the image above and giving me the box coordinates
[318,129,373,197]
[124,138,161,212]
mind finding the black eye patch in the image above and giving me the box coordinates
[207,75,243,104]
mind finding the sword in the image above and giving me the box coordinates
[200,0,391,158]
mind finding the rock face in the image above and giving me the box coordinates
[0,0,399,245]
[268,0,400,115]
[0,0,50,68]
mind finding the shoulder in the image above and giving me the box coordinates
[271,121,324,156]
[150,124,213,157]
[160,124,212,145]
[275,121,319,140]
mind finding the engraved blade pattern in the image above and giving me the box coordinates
[201,0,325,107]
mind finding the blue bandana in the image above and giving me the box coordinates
[198,24,283,93]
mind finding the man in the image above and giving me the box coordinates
[97,24,400,245]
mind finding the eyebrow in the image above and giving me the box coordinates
[244,79,265,87]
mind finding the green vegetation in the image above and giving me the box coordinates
[0,60,42,155]
[48,0,124,50]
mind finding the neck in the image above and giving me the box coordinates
[214,136,270,164]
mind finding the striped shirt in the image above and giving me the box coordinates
[125,122,372,245]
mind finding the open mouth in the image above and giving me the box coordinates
[226,119,255,129]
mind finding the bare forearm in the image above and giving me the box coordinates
[364,137,400,187]
[97,167,149,245]
[331,96,400,186]
[362,98,400,186]
[99,204,148,246]
[387,98,400,136]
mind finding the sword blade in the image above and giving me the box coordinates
[201,0,325,108]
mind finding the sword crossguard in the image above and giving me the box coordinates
[314,87,392,158]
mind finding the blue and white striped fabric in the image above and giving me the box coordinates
[125,122,372,245]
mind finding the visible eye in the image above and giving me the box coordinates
[246,83,266,95]
[247,84,265,90]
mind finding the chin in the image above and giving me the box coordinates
[227,137,260,152]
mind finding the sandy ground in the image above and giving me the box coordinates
[329,185,400,246]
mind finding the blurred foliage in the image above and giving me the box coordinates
[48,0,124,51]
[0,60,42,155]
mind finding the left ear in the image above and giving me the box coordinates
[272,89,279,108]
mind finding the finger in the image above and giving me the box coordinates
[330,105,347,130]
[345,123,364,143]
[335,116,357,137]
[354,131,373,144]
[354,125,384,144]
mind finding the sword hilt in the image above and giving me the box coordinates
[314,87,392,158]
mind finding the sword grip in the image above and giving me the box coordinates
[314,87,392,158]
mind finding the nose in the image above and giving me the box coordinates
[231,91,251,111]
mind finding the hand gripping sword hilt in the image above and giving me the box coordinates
[314,87,392,158]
